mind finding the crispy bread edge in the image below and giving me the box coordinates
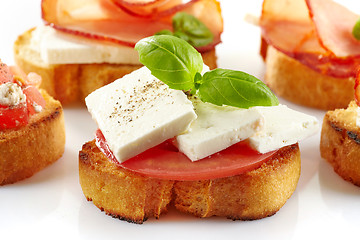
[79,140,300,223]
[320,101,360,186]
[265,46,354,110]
[0,90,65,185]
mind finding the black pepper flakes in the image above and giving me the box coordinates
[107,76,175,126]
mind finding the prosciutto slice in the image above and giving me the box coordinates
[41,0,223,51]
[111,0,182,17]
[307,0,360,57]
[260,0,360,78]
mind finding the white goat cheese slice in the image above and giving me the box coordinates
[176,98,263,161]
[85,67,196,163]
[30,25,139,65]
[249,105,319,153]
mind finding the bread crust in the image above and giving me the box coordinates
[265,46,354,110]
[320,101,360,186]
[79,140,301,223]
[14,28,217,105]
[0,90,65,185]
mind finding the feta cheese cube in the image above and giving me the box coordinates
[249,105,319,153]
[176,98,263,161]
[85,67,196,163]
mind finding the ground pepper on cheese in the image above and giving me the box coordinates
[109,79,175,126]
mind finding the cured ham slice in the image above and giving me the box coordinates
[41,0,223,51]
[260,0,360,78]
[261,0,324,55]
[111,0,182,17]
[306,0,360,57]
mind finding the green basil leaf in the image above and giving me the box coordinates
[353,18,360,40]
[155,29,173,36]
[197,69,279,108]
[194,72,202,89]
[172,12,214,47]
[173,31,190,42]
[136,35,279,109]
[135,35,203,90]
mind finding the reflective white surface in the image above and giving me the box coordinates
[1,1,360,239]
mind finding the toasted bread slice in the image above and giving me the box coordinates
[320,101,360,186]
[79,140,301,223]
[0,90,65,185]
[264,46,354,110]
[14,28,217,105]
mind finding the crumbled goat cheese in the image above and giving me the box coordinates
[33,102,43,113]
[0,82,26,106]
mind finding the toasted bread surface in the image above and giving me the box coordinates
[174,144,300,220]
[265,46,354,110]
[320,101,360,186]
[0,90,65,185]
[79,141,174,224]
[14,28,217,105]
[79,140,301,223]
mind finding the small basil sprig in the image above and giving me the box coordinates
[135,35,203,90]
[155,12,214,47]
[353,18,360,40]
[135,35,279,109]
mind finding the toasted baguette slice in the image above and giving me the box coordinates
[320,101,360,186]
[14,28,217,105]
[79,140,301,224]
[264,46,355,110]
[0,90,65,185]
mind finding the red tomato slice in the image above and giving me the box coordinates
[0,62,13,84]
[9,66,27,82]
[95,129,277,181]
[22,86,46,115]
[355,68,360,107]
[26,72,42,86]
[9,66,42,87]
[0,103,29,130]
[0,62,45,130]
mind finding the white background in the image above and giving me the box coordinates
[1,0,360,239]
